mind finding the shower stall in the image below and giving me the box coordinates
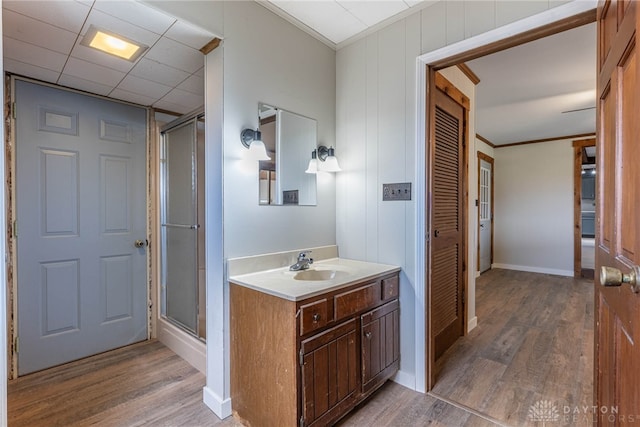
[160,112,205,340]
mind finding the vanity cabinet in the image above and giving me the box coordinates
[230,271,400,427]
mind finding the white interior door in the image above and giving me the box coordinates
[479,158,492,273]
[15,80,148,375]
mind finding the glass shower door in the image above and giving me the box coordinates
[161,119,199,335]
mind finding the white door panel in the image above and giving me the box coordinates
[479,159,492,273]
[16,80,147,375]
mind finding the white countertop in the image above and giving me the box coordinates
[229,258,400,301]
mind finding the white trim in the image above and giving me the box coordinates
[467,316,478,333]
[417,0,597,65]
[392,369,416,390]
[203,46,229,419]
[415,0,596,393]
[414,57,427,394]
[492,263,574,277]
[0,7,7,425]
[157,318,206,374]
[203,386,232,419]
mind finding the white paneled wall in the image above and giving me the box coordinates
[493,139,574,276]
[336,0,576,389]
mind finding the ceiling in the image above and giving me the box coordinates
[262,0,433,46]
[262,1,597,146]
[468,22,597,145]
[2,1,596,144]
[2,0,217,115]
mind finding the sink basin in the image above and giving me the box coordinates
[293,269,348,281]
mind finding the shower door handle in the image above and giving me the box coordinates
[161,223,200,229]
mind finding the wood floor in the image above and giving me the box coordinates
[8,269,593,426]
[8,340,237,427]
[341,268,593,427]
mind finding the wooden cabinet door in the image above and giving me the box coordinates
[361,300,400,394]
[301,319,358,426]
[595,0,640,422]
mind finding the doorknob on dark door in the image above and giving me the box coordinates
[600,265,640,293]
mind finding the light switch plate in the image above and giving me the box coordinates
[383,183,411,201]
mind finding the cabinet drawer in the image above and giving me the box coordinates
[334,282,380,322]
[300,299,328,336]
[381,275,398,301]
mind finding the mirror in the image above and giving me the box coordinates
[258,103,317,205]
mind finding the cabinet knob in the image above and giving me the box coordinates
[312,313,321,322]
[365,331,372,340]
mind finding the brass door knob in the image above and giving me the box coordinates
[134,239,146,248]
[600,265,640,293]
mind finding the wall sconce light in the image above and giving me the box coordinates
[305,149,319,174]
[241,128,271,161]
[317,145,341,172]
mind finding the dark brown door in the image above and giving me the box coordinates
[429,73,467,361]
[301,319,358,426]
[595,0,640,422]
[361,300,400,394]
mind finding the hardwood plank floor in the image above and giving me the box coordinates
[9,269,592,427]
[431,268,594,426]
[8,340,240,427]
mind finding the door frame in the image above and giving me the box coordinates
[6,75,153,378]
[477,151,494,274]
[573,138,596,278]
[417,3,596,391]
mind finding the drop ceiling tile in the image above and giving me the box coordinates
[69,38,138,74]
[3,9,78,55]
[63,57,126,87]
[270,1,367,44]
[177,73,204,95]
[92,0,176,35]
[3,0,90,33]
[144,37,203,74]
[109,88,158,107]
[164,20,216,50]
[404,0,428,7]
[156,87,203,112]
[117,74,173,99]
[152,98,190,115]
[58,73,113,96]
[129,58,190,87]
[3,58,61,84]
[80,9,162,47]
[4,37,68,72]
[337,1,408,27]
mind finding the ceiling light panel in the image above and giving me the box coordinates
[81,25,148,62]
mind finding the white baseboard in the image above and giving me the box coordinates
[203,386,232,419]
[157,318,206,374]
[392,369,416,390]
[492,263,574,277]
[467,316,478,332]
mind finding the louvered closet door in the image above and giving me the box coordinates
[431,86,465,360]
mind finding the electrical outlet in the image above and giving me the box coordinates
[282,190,299,205]
[383,183,411,201]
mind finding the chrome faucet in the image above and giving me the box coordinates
[290,251,314,271]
